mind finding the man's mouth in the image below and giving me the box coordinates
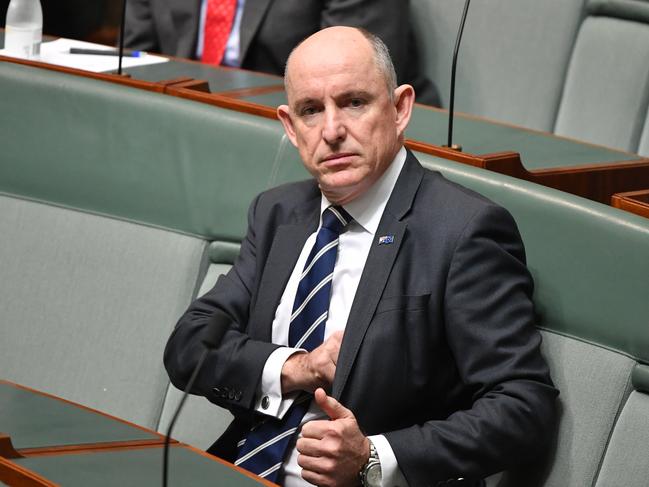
[321,153,356,163]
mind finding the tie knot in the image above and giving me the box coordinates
[321,206,352,234]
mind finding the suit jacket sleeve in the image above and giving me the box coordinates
[384,204,558,485]
[124,0,161,52]
[164,192,280,415]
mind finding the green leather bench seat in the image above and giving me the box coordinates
[0,62,302,433]
[0,193,205,429]
[639,105,649,156]
[409,0,584,132]
[0,61,295,241]
[553,0,649,153]
[408,0,649,158]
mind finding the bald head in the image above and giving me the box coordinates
[284,27,398,101]
[275,25,415,205]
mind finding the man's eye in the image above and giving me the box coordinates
[349,98,364,108]
[301,106,318,116]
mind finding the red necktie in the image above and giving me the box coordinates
[202,0,237,65]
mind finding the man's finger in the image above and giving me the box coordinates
[296,437,325,457]
[314,387,353,420]
[300,418,333,439]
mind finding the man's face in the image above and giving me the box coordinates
[278,28,413,205]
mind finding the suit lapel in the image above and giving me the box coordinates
[333,152,425,399]
[248,193,319,341]
[239,0,273,61]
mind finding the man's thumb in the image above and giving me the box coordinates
[314,388,352,420]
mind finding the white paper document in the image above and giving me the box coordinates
[0,38,169,73]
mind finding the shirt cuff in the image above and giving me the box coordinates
[368,435,409,487]
[253,347,305,419]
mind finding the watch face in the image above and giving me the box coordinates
[366,463,382,487]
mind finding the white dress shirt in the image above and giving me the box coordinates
[253,147,410,487]
[196,0,246,66]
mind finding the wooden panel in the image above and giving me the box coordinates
[612,189,649,219]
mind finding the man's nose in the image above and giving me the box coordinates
[322,109,346,144]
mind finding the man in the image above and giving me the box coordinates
[123,0,440,106]
[164,26,557,487]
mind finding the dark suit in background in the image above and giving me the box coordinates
[123,0,441,106]
[164,151,557,485]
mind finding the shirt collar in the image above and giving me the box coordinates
[320,146,406,235]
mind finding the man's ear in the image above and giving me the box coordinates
[393,84,415,138]
[277,105,298,147]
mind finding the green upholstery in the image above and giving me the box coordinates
[409,0,584,131]
[589,0,649,24]
[0,194,205,429]
[532,332,634,487]
[0,61,289,241]
[157,246,238,449]
[632,363,649,393]
[593,391,649,487]
[639,106,649,156]
[553,15,649,153]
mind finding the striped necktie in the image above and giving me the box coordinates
[234,205,352,482]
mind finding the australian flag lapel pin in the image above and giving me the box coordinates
[378,234,395,245]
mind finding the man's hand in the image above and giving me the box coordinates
[297,388,370,487]
[281,331,343,394]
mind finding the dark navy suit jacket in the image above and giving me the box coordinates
[164,152,557,485]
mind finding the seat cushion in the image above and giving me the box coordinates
[410,0,584,130]
[594,391,649,487]
[554,15,649,152]
[0,194,205,429]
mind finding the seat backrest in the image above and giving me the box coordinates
[593,365,649,487]
[156,242,240,449]
[0,194,206,429]
[638,104,649,156]
[554,0,649,152]
[0,61,296,428]
[0,61,290,241]
[410,0,585,131]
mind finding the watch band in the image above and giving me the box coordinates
[360,439,382,487]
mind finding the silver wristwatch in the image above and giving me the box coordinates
[360,440,382,487]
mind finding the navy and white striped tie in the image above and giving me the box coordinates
[235,205,352,482]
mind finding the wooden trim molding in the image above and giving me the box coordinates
[611,189,649,219]
[0,457,57,487]
[0,55,167,93]
[0,433,22,459]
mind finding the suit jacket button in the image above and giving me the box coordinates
[235,391,242,401]
[212,387,221,395]
[228,390,235,400]
[261,396,270,409]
